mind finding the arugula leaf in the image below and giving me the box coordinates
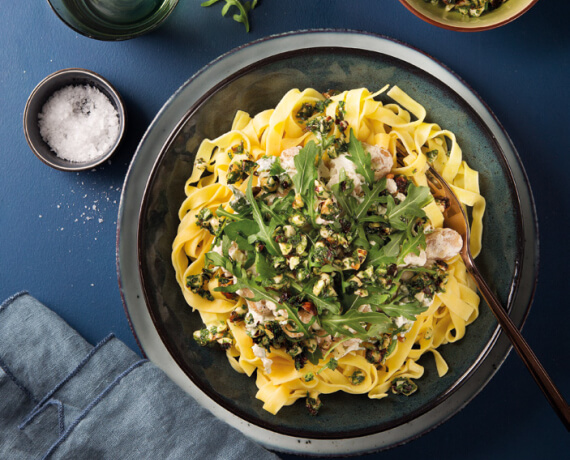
[216,205,249,221]
[346,129,375,186]
[269,158,286,177]
[358,215,386,223]
[292,142,319,224]
[217,274,311,337]
[259,201,287,226]
[201,0,257,32]
[306,348,323,366]
[350,292,391,311]
[291,280,341,314]
[366,232,405,267]
[221,234,232,256]
[367,234,384,247]
[292,142,318,196]
[245,177,280,256]
[222,220,256,252]
[353,177,387,221]
[319,264,339,273]
[386,183,432,231]
[379,299,427,321]
[291,281,342,315]
[204,250,235,275]
[320,309,393,340]
[349,280,427,321]
[396,221,426,266]
[331,169,357,217]
[317,357,338,374]
[253,252,277,283]
[351,224,371,251]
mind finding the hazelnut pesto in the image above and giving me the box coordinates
[425,0,509,17]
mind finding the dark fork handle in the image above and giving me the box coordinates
[467,262,570,431]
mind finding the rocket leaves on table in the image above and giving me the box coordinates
[201,0,258,32]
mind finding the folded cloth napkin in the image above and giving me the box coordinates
[0,292,280,460]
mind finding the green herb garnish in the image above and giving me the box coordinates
[201,0,258,32]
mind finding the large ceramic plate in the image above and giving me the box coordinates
[117,30,538,456]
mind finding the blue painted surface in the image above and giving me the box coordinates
[1,1,568,457]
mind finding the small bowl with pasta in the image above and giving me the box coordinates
[119,31,538,455]
[399,0,539,31]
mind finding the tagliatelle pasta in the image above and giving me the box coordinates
[172,86,485,415]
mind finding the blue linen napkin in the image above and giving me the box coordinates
[0,292,281,460]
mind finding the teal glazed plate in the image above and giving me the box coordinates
[117,30,538,455]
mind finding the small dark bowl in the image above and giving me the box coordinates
[23,68,126,172]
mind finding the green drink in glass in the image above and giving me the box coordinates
[47,0,179,40]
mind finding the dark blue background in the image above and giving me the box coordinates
[1,1,568,457]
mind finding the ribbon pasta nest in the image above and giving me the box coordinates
[172,86,486,415]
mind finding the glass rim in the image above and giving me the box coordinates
[45,0,180,41]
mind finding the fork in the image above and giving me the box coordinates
[425,165,570,430]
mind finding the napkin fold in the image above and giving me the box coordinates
[0,292,280,460]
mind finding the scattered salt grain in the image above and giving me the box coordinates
[38,85,120,163]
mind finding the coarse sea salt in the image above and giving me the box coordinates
[38,85,120,163]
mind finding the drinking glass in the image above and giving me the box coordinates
[47,0,179,40]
